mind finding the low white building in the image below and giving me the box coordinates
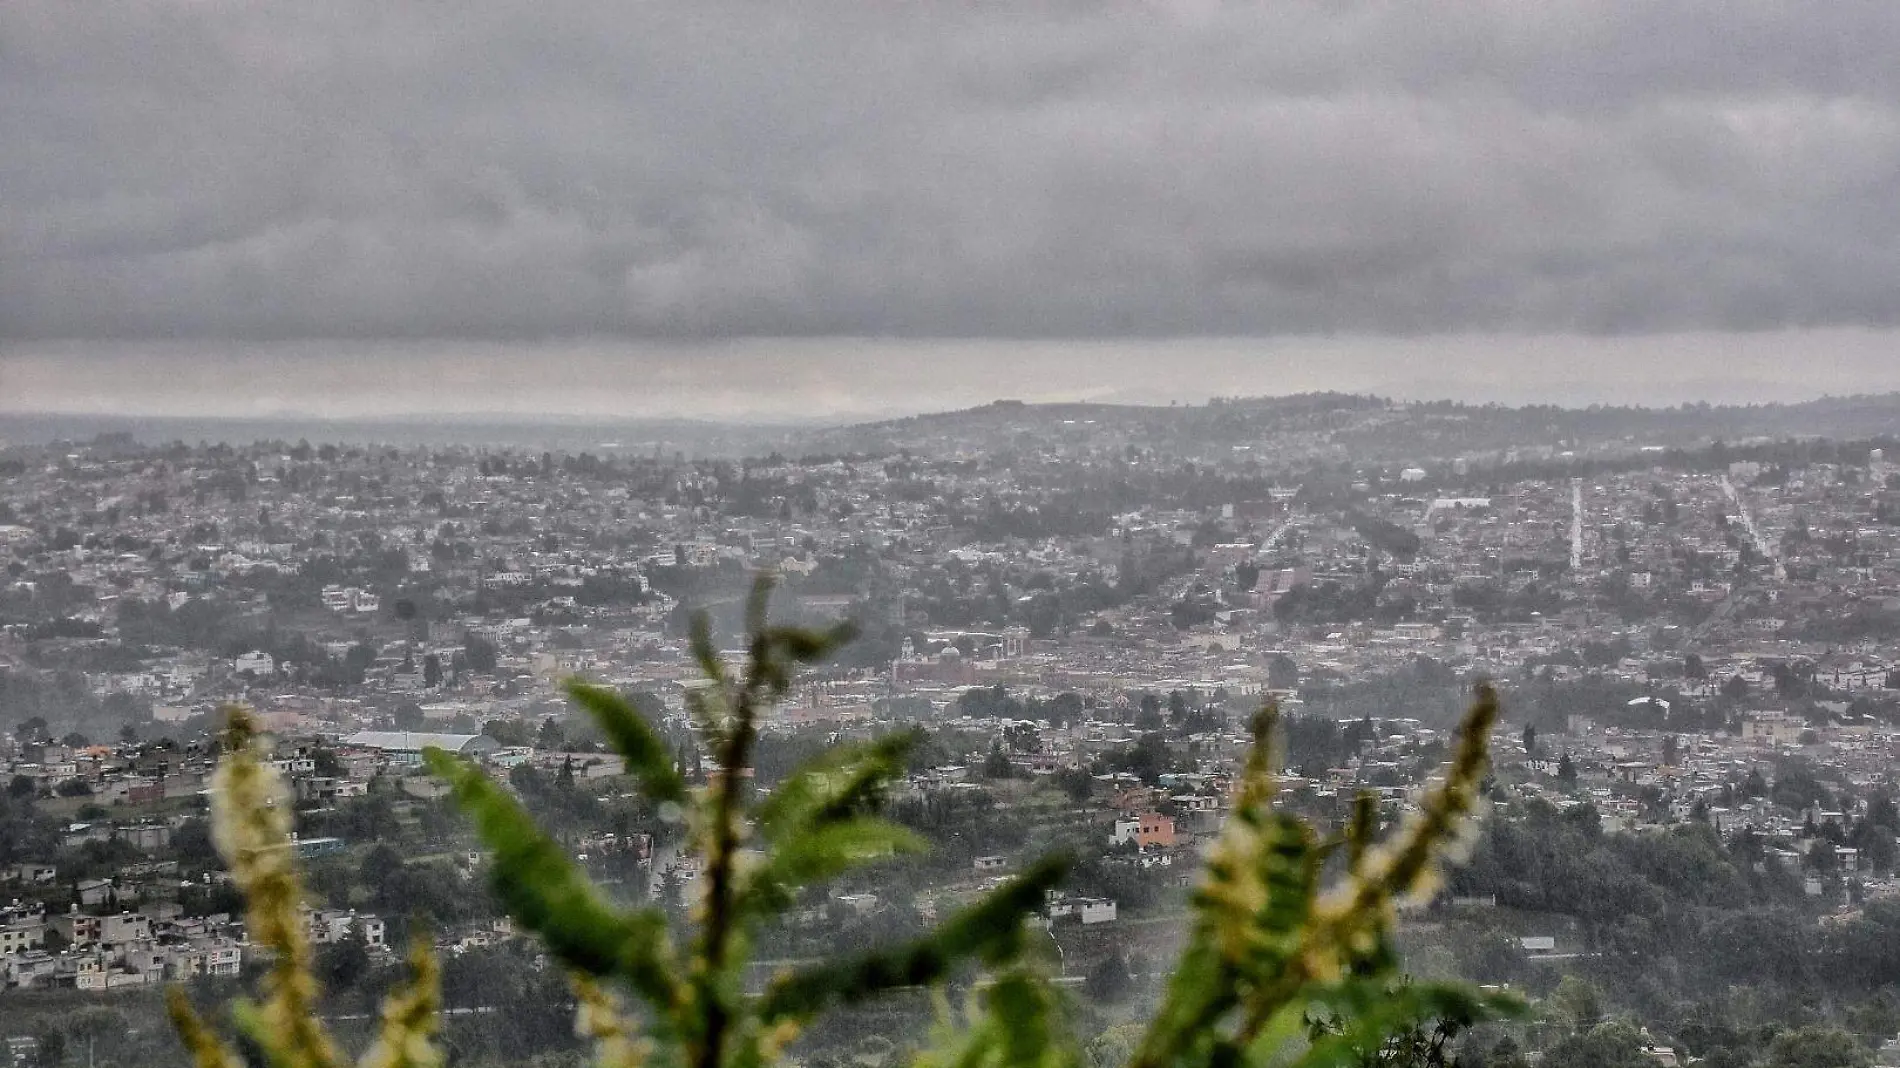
[1047,895,1118,926]
[234,650,276,677]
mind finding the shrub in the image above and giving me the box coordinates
[171,576,1513,1068]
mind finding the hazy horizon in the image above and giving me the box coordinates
[9,330,1900,424]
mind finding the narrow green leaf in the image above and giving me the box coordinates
[988,972,1070,1068]
[566,681,689,806]
[1125,940,1237,1068]
[741,817,925,914]
[759,853,1071,1022]
[685,683,730,740]
[755,732,914,842]
[1345,791,1378,869]
[767,627,828,664]
[688,612,730,709]
[763,623,854,666]
[744,573,774,641]
[1285,979,1513,1068]
[818,619,860,653]
[423,749,680,1009]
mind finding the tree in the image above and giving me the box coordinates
[1685,653,1709,680]
[483,719,532,747]
[171,576,1513,1068]
[1521,724,1538,760]
[462,632,499,674]
[1135,693,1165,730]
[1055,765,1093,802]
[358,842,408,910]
[316,927,372,992]
[1743,766,1770,798]
[311,746,343,777]
[1486,1035,1532,1068]
[422,653,442,689]
[1358,1015,1468,1068]
[6,775,35,800]
[1557,752,1578,784]
[1663,735,1680,767]
[1767,1027,1873,1068]
[173,817,219,867]
[1542,1020,1652,1068]
[1004,721,1042,754]
[1085,950,1133,1002]
[30,1028,65,1068]
[1268,654,1300,690]
[1722,675,1751,701]
[1543,975,1606,1034]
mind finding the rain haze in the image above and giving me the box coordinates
[18,8,1900,1067]
[7,2,1900,415]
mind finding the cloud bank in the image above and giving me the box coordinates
[7,1,1900,344]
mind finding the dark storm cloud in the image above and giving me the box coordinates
[6,1,1900,342]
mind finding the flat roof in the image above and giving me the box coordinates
[342,731,498,754]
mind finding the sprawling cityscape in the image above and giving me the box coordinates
[15,2,1900,1065]
[7,394,1900,1066]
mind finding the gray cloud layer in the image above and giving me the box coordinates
[7,2,1900,342]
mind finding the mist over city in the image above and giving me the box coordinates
[8,5,1900,1068]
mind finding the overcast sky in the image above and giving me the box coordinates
[7,2,1900,418]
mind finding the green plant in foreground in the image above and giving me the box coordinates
[168,711,444,1068]
[173,575,1516,1068]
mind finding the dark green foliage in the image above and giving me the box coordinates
[1766,1027,1874,1068]
[1540,1020,1654,1068]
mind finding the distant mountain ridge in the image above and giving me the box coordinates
[0,411,809,456]
[6,391,1899,461]
[788,391,1900,464]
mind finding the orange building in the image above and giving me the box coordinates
[1111,812,1177,849]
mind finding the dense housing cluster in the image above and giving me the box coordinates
[8,394,1900,1067]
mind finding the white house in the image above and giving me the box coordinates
[1047,895,1118,925]
[234,650,276,677]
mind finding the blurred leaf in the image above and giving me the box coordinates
[423,749,681,1009]
[167,988,241,1068]
[567,681,688,806]
[356,940,444,1068]
[759,853,1071,1022]
[1284,979,1519,1068]
[741,817,925,914]
[688,613,732,736]
[754,732,914,843]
